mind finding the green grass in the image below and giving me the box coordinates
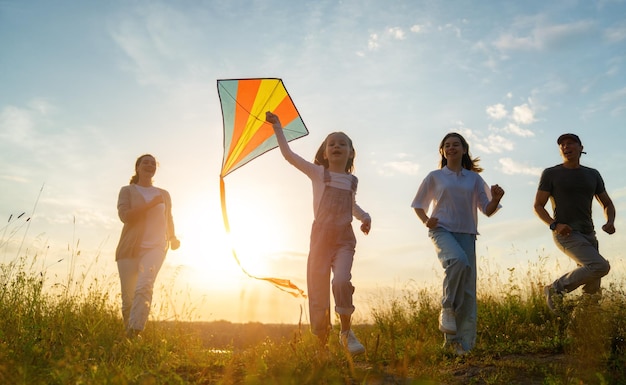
[1,252,625,385]
[1,209,625,384]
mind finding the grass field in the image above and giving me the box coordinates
[1,247,625,385]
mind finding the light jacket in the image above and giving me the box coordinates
[115,184,176,260]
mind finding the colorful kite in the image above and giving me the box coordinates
[218,78,308,298]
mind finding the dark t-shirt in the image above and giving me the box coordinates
[538,165,605,234]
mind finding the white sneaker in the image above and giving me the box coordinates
[439,308,457,334]
[340,330,365,355]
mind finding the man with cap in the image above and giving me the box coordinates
[533,133,616,313]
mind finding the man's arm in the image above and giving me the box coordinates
[596,191,616,234]
[533,190,553,226]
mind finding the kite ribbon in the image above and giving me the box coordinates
[219,175,306,298]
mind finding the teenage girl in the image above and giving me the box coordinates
[411,133,504,355]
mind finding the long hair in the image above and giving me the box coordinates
[438,133,483,173]
[313,132,355,173]
[129,154,155,184]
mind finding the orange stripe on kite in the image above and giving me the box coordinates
[217,78,309,299]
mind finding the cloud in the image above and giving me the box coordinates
[501,123,535,138]
[0,106,35,145]
[0,174,29,183]
[486,103,507,120]
[375,153,420,176]
[600,86,626,116]
[452,125,514,155]
[367,26,409,51]
[493,20,594,51]
[605,22,626,43]
[512,103,536,124]
[482,134,515,154]
[0,99,54,147]
[498,157,542,176]
[368,33,380,50]
[383,161,420,176]
[485,99,537,138]
[410,24,424,33]
[438,23,462,39]
[387,27,406,40]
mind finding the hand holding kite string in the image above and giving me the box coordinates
[265,111,281,129]
[218,78,309,298]
[268,109,371,237]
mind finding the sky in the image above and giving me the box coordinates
[1,0,625,324]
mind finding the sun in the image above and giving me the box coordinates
[170,199,286,289]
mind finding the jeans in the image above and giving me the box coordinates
[117,247,166,331]
[429,228,477,352]
[552,231,610,294]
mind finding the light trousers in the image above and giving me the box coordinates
[429,228,477,352]
[307,222,356,338]
[552,231,610,294]
[117,247,166,331]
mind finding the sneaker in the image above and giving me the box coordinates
[450,341,467,356]
[126,328,142,340]
[442,341,467,356]
[439,308,457,334]
[544,285,558,314]
[340,330,365,355]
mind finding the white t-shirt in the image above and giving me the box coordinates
[411,166,496,235]
[134,185,167,248]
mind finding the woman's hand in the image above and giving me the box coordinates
[491,184,505,200]
[424,216,439,229]
[150,195,164,207]
[360,217,371,235]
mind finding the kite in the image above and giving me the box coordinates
[218,78,309,298]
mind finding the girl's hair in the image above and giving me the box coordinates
[314,132,355,173]
[129,154,156,184]
[438,132,483,173]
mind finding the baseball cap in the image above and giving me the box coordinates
[557,133,582,145]
[557,133,586,154]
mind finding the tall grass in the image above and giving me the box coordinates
[1,212,625,384]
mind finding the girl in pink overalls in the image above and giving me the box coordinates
[266,112,371,355]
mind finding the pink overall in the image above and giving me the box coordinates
[307,169,358,337]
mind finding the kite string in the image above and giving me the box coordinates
[219,176,306,298]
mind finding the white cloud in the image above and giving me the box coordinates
[375,153,420,176]
[501,123,535,138]
[512,103,536,124]
[494,20,594,51]
[600,86,626,116]
[498,157,542,176]
[380,161,420,176]
[388,27,406,40]
[367,26,409,51]
[410,24,423,33]
[0,105,34,144]
[439,23,461,38]
[0,174,29,183]
[604,22,626,43]
[368,33,380,50]
[483,134,515,154]
[486,103,507,120]
[601,86,626,102]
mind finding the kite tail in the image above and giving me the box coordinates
[220,176,307,298]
